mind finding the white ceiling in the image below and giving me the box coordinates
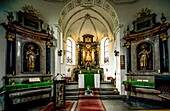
[62,6,114,42]
[44,0,139,42]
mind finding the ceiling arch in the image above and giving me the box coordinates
[57,0,119,42]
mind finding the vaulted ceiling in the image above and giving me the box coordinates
[44,0,140,42]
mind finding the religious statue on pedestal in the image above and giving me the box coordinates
[138,43,152,70]
[26,45,39,71]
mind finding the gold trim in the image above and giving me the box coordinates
[6,74,13,77]
[7,32,15,41]
[47,41,51,48]
[160,34,169,41]
[125,42,131,48]
[23,5,41,18]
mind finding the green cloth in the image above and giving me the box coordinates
[3,82,53,91]
[122,81,155,87]
[84,74,94,88]
[80,69,98,73]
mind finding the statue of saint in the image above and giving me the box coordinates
[85,50,92,62]
[26,45,39,71]
[138,45,151,69]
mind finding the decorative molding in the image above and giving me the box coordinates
[22,5,41,18]
[136,8,151,19]
[110,0,140,5]
[44,0,140,4]
[44,0,67,3]
[58,0,119,32]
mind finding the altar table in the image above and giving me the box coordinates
[78,74,100,88]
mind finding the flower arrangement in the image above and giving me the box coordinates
[85,86,93,96]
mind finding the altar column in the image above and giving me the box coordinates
[94,50,99,66]
[46,26,51,74]
[125,42,131,73]
[160,33,169,73]
[78,47,82,66]
[4,13,16,76]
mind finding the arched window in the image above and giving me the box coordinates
[104,38,109,63]
[66,39,72,64]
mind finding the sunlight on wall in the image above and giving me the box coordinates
[66,37,76,65]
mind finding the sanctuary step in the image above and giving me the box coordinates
[66,82,79,100]
[65,81,123,100]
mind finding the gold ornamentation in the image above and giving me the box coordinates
[26,45,39,71]
[136,8,151,18]
[125,42,130,48]
[23,5,41,17]
[86,44,91,49]
[6,74,13,77]
[160,34,168,41]
[47,41,51,48]
[138,45,151,69]
[7,32,15,41]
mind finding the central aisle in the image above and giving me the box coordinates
[74,88,106,111]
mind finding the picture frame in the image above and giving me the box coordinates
[17,11,43,32]
[132,13,156,32]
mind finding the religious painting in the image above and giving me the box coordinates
[137,42,153,70]
[23,42,40,72]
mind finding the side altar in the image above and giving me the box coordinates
[123,8,170,102]
[1,6,55,110]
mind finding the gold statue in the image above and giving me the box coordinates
[138,44,151,69]
[26,45,39,71]
[85,50,92,62]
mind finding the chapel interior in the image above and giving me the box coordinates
[0,0,170,111]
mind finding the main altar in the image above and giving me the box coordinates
[78,69,101,88]
[73,34,103,88]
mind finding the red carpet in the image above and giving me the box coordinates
[75,88,106,111]
[40,102,74,111]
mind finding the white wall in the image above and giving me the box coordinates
[0,26,6,88]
